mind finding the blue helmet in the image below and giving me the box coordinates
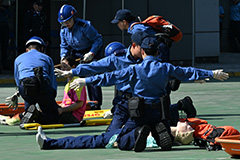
[105,42,126,57]
[58,4,77,23]
[25,36,46,48]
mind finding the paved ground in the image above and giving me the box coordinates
[1,77,240,160]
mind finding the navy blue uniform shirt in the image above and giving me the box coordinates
[85,56,213,103]
[71,46,142,93]
[60,18,103,59]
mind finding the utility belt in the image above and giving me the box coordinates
[21,67,46,96]
[128,94,171,120]
[116,90,132,100]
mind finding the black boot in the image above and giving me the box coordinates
[177,96,197,118]
[20,105,40,125]
[155,122,172,151]
[134,125,151,152]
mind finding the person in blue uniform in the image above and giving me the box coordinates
[0,0,11,71]
[219,5,224,37]
[36,35,228,152]
[24,0,49,45]
[13,36,59,125]
[58,4,103,109]
[111,9,171,62]
[229,0,240,52]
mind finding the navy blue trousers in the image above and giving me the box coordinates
[42,107,170,150]
[19,80,59,124]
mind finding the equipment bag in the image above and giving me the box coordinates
[128,97,145,119]
[130,15,183,42]
[193,124,240,151]
[23,77,39,96]
[33,67,45,94]
[160,94,171,120]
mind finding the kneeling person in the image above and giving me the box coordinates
[14,36,60,125]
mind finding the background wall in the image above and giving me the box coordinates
[7,0,229,66]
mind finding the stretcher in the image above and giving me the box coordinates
[0,100,98,116]
[20,109,111,130]
[54,58,81,68]
[216,135,240,158]
[20,119,112,130]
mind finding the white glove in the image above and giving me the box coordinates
[60,56,65,62]
[54,68,72,77]
[194,78,210,84]
[103,110,113,119]
[5,91,20,109]
[69,78,86,90]
[83,52,94,62]
[212,69,229,81]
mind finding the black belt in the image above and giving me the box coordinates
[116,90,132,99]
[144,102,161,109]
[21,77,50,84]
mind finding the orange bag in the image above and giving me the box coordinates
[130,15,183,42]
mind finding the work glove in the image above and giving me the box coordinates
[194,78,210,84]
[212,69,229,81]
[103,110,113,119]
[54,68,72,77]
[5,91,20,110]
[69,78,86,90]
[83,52,94,62]
[60,56,65,63]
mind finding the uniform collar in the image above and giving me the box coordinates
[126,45,142,63]
[143,55,157,61]
[127,21,136,34]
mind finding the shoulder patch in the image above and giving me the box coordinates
[77,21,87,28]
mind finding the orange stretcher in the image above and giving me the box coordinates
[0,100,98,116]
[216,135,240,158]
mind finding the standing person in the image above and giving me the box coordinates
[58,56,87,124]
[229,0,240,52]
[219,5,224,37]
[11,36,59,125]
[58,4,103,109]
[24,0,49,46]
[111,9,172,62]
[0,0,11,72]
[36,35,228,152]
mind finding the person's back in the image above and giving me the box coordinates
[13,36,59,125]
[15,49,53,82]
